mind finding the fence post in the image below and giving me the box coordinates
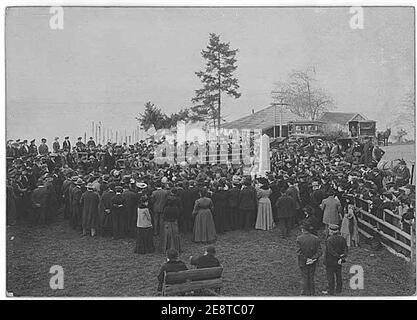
[411,221,416,275]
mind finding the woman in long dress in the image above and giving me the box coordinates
[135,194,155,254]
[255,178,275,231]
[192,188,217,243]
[160,188,182,254]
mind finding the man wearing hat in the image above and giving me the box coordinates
[62,174,74,220]
[111,185,127,239]
[63,136,71,152]
[31,178,49,224]
[87,137,96,149]
[122,181,140,238]
[150,181,170,236]
[296,222,322,296]
[38,138,49,156]
[70,178,84,230]
[19,140,30,157]
[29,139,38,156]
[178,180,199,234]
[76,137,85,152]
[228,177,241,230]
[323,224,348,295]
[239,177,258,231]
[99,182,116,237]
[53,137,60,153]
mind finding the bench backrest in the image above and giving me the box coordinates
[164,266,223,284]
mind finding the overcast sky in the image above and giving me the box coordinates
[6,6,414,143]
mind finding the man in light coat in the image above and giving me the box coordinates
[320,189,342,235]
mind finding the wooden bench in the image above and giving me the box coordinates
[162,266,223,296]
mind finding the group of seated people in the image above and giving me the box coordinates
[157,246,220,293]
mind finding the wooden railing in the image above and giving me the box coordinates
[347,195,416,261]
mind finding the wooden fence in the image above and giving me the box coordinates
[349,195,415,262]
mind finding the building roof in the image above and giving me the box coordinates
[222,105,305,130]
[319,112,366,125]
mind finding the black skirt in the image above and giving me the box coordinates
[134,227,155,254]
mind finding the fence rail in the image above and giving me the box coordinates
[350,196,415,261]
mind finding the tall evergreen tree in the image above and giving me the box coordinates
[192,33,241,128]
[136,101,166,131]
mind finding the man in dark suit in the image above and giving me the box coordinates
[63,136,71,152]
[31,179,49,225]
[151,181,170,236]
[157,249,188,292]
[228,177,241,230]
[286,180,302,225]
[76,137,85,152]
[29,139,38,156]
[19,140,30,157]
[38,138,49,155]
[179,180,199,234]
[296,222,322,296]
[276,190,296,238]
[102,147,116,173]
[52,137,60,153]
[87,137,96,149]
[190,246,220,269]
[238,178,257,231]
[323,224,348,295]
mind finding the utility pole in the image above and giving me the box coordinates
[270,92,290,138]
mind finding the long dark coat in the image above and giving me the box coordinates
[99,190,115,233]
[122,190,139,237]
[275,194,296,219]
[81,190,100,230]
[212,189,230,233]
[71,186,83,228]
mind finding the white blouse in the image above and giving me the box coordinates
[137,208,152,228]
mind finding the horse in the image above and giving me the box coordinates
[377,158,405,187]
[377,128,391,146]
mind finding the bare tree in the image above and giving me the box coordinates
[272,69,335,120]
[391,91,415,139]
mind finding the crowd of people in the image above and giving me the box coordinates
[5,134,415,295]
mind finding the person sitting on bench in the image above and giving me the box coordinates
[157,249,187,292]
[190,246,220,269]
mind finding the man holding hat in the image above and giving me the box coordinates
[323,224,348,295]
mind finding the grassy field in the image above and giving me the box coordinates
[6,214,416,297]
